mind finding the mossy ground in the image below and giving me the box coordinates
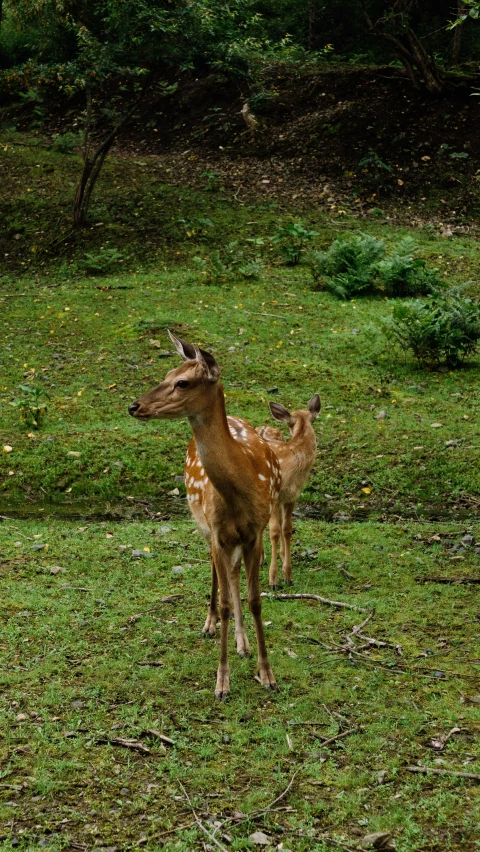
[0,143,479,851]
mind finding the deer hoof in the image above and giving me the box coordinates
[269,584,278,592]
[284,579,293,587]
[215,689,230,701]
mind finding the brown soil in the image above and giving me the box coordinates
[114,65,480,223]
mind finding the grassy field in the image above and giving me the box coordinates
[1,144,480,851]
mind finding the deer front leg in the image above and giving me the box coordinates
[268,506,282,590]
[244,538,277,691]
[229,555,251,657]
[212,544,231,700]
[281,502,295,586]
[202,558,218,638]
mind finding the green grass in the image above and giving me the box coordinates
[1,517,479,851]
[1,143,480,851]
[1,263,479,515]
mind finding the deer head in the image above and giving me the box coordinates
[128,331,221,421]
[269,394,321,432]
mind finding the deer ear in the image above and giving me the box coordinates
[168,330,198,361]
[197,347,221,383]
[168,332,220,382]
[269,401,294,426]
[308,394,321,421]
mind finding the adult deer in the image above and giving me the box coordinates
[256,395,320,589]
[128,332,281,699]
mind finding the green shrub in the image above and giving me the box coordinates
[309,233,442,299]
[383,289,480,367]
[309,232,385,297]
[9,385,49,429]
[271,222,319,266]
[79,247,124,275]
[53,131,83,154]
[375,237,443,297]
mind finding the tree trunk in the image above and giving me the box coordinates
[452,1,466,64]
[361,4,444,95]
[72,86,147,228]
[308,0,317,51]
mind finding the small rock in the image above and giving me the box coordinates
[174,475,185,483]
[363,832,394,849]
[461,535,474,546]
[167,487,180,496]
[132,549,152,558]
[249,831,271,846]
[67,451,82,457]
[15,713,28,722]
[267,386,279,394]
[374,410,386,420]
[171,565,184,574]
[71,700,84,709]
[50,566,65,575]
[430,423,442,429]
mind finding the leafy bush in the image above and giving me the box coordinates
[9,385,49,428]
[193,241,262,284]
[383,289,480,367]
[309,232,385,298]
[53,132,83,154]
[79,247,124,275]
[271,222,319,265]
[309,233,442,299]
[375,237,442,298]
[356,151,394,196]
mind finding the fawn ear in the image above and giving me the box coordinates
[168,331,220,383]
[269,401,294,426]
[308,394,321,421]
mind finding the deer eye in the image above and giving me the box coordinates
[176,380,190,389]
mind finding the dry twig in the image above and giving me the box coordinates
[178,781,229,852]
[406,765,480,781]
[265,592,372,614]
[312,728,357,747]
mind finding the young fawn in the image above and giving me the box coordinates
[128,332,281,699]
[257,395,320,589]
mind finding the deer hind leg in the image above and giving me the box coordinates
[268,506,282,590]
[229,549,251,657]
[244,537,277,691]
[281,502,295,586]
[202,557,218,638]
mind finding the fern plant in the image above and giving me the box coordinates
[383,289,480,367]
[309,233,442,299]
[309,232,386,298]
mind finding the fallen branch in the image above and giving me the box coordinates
[178,781,229,852]
[264,592,372,614]
[96,737,151,754]
[247,765,303,818]
[406,765,480,781]
[416,576,480,585]
[312,728,357,747]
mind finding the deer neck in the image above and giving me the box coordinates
[290,418,316,457]
[188,384,248,499]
